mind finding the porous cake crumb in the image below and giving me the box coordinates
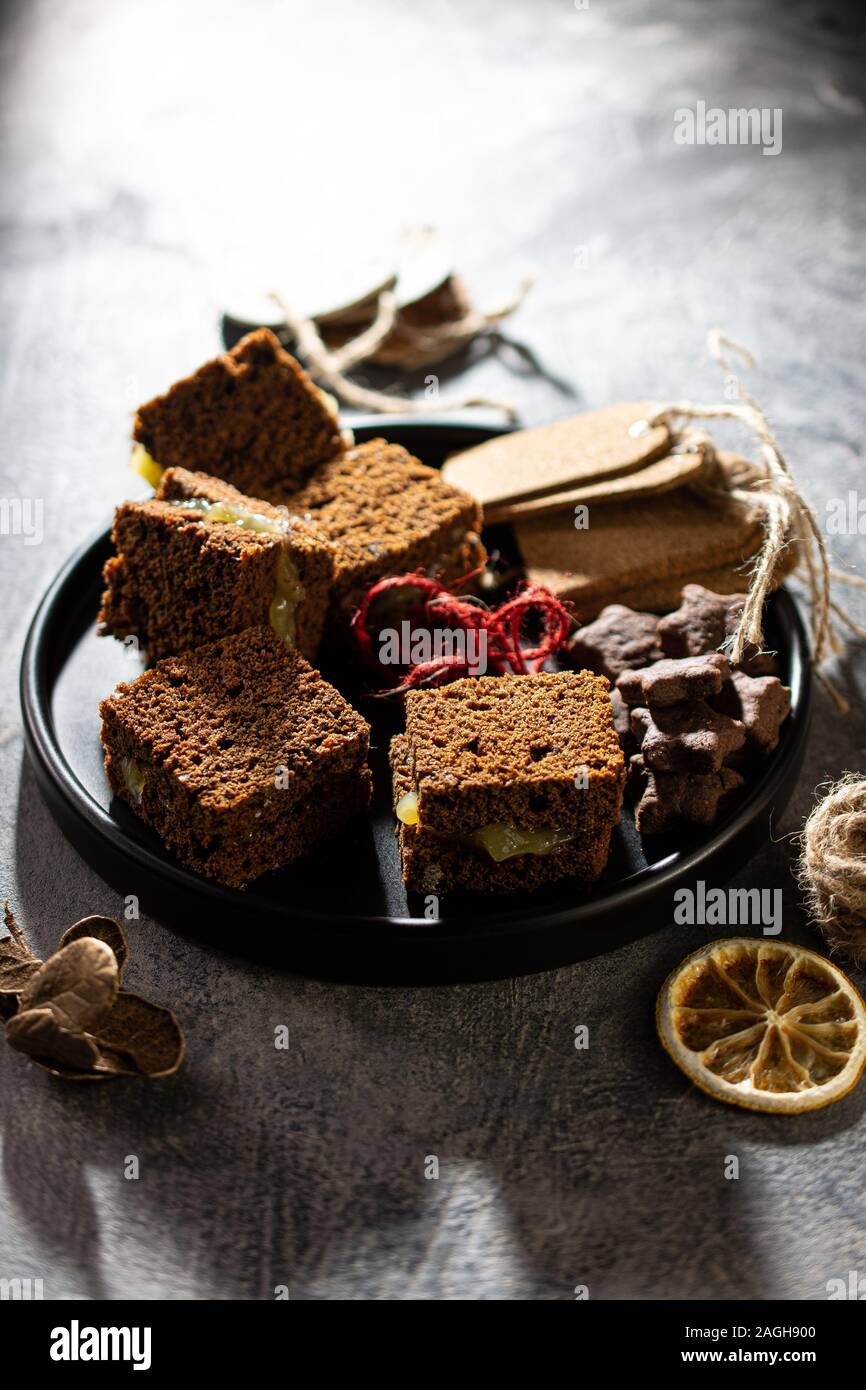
[133,328,343,495]
[390,671,625,895]
[99,627,371,887]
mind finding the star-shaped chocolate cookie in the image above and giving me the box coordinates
[616,652,730,708]
[628,754,744,834]
[630,699,746,773]
[609,687,636,753]
[712,668,791,755]
[568,604,662,682]
[657,584,778,674]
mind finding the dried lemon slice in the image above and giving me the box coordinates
[656,937,866,1113]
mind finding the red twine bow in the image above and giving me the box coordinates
[352,573,572,696]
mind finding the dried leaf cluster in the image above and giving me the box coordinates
[1,906,184,1081]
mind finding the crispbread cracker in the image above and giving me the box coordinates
[517,488,765,601]
[524,557,748,608]
[441,402,670,509]
[600,566,753,615]
[614,549,799,616]
[524,552,799,617]
[488,449,710,523]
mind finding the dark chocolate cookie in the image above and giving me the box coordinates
[568,604,662,682]
[610,687,636,754]
[712,668,791,755]
[630,699,746,773]
[628,754,744,834]
[617,652,730,708]
[657,584,778,674]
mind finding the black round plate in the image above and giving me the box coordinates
[20,420,812,983]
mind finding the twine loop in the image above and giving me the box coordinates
[798,775,866,964]
[352,573,571,696]
[641,331,866,711]
[269,276,535,421]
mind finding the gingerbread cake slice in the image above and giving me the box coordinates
[99,627,371,887]
[99,467,335,663]
[279,437,485,641]
[390,671,625,895]
[131,328,344,495]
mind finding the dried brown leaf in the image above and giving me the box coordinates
[1,904,42,971]
[89,991,185,1078]
[2,903,31,955]
[19,938,118,1033]
[25,1047,139,1082]
[0,963,42,1017]
[0,903,43,1019]
[59,916,129,977]
[6,1007,102,1071]
[2,909,184,1083]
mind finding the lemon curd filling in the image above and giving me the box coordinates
[168,497,290,536]
[470,824,573,863]
[122,756,146,803]
[166,497,303,646]
[395,791,572,863]
[396,791,420,825]
[130,443,164,489]
[268,548,305,646]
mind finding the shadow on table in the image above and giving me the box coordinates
[360,333,582,407]
[7,756,866,1300]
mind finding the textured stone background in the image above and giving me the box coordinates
[1,0,865,1300]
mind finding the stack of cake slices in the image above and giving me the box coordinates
[100,628,372,887]
[109,328,484,662]
[391,672,625,896]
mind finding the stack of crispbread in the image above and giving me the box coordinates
[442,402,798,617]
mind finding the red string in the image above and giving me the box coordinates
[352,573,573,696]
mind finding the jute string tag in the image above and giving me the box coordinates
[638,330,866,711]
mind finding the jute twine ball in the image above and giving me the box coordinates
[799,775,866,965]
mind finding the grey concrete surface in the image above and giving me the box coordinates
[1,0,865,1300]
